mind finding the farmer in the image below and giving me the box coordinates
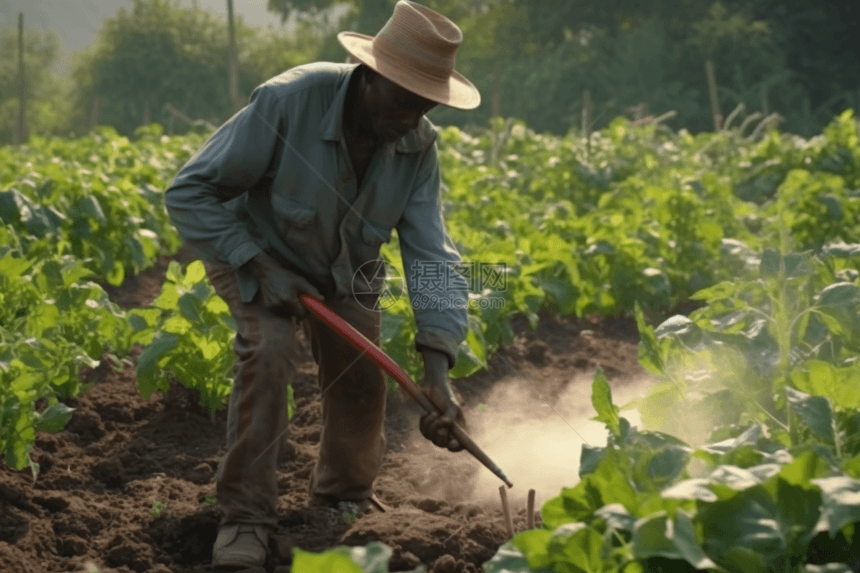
[163,1,480,569]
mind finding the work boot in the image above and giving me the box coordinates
[212,523,271,570]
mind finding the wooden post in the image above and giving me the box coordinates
[15,12,26,146]
[582,90,592,158]
[226,0,241,114]
[706,60,721,131]
[89,96,102,131]
[491,62,501,118]
[527,489,535,529]
[499,485,514,539]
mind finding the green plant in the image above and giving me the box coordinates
[483,366,860,573]
[342,508,359,524]
[151,500,165,518]
[134,260,241,419]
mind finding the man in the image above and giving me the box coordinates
[162,1,480,569]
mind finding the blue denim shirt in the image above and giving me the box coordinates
[163,62,469,368]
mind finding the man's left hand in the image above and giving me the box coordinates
[419,349,467,452]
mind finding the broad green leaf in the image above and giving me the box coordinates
[182,260,207,288]
[165,260,184,284]
[810,477,860,538]
[633,510,719,570]
[717,547,768,573]
[178,292,204,323]
[548,522,604,572]
[594,503,637,532]
[106,260,125,287]
[591,367,620,436]
[78,196,107,225]
[635,301,664,375]
[540,485,598,529]
[816,282,860,310]
[135,332,179,399]
[152,283,179,310]
[0,254,34,278]
[690,281,737,301]
[35,402,75,433]
[662,479,719,502]
[779,450,830,488]
[291,548,364,573]
[485,536,554,573]
[785,387,834,444]
[579,444,605,477]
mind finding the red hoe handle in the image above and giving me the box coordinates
[300,294,513,488]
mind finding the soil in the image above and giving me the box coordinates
[0,245,649,573]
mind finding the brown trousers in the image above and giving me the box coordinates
[204,260,387,528]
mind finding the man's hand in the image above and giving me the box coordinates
[244,251,323,319]
[419,348,467,452]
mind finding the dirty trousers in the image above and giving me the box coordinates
[204,260,387,528]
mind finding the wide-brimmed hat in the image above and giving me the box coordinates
[337,0,480,110]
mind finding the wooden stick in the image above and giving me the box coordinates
[527,489,535,529]
[16,13,26,146]
[706,59,721,131]
[499,485,514,538]
[582,90,592,159]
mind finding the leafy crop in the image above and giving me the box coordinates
[375,109,860,383]
[2,106,859,573]
[0,124,207,284]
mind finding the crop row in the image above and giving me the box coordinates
[1,111,859,570]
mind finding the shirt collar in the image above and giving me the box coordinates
[318,64,436,154]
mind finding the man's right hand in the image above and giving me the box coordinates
[244,251,324,319]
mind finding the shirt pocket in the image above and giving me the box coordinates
[271,195,318,246]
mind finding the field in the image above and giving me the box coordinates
[1,107,860,572]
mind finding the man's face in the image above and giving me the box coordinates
[362,70,439,143]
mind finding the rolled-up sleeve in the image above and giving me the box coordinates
[397,144,469,369]
[164,85,284,269]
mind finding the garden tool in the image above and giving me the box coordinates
[300,294,514,489]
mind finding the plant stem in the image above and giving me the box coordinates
[776,196,797,446]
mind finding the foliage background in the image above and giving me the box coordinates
[1,0,858,145]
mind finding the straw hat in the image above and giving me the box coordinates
[337,0,481,110]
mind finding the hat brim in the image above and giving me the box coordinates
[338,32,481,111]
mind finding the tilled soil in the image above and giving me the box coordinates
[0,246,647,573]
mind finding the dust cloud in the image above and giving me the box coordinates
[407,373,656,513]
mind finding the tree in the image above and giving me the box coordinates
[67,0,328,138]
[0,25,75,145]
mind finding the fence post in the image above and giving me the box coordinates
[706,59,722,131]
[582,90,592,158]
[226,0,241,114]
[15,12,27,147]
